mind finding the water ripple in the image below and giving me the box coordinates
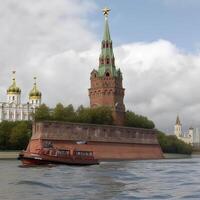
[0,158,200,199]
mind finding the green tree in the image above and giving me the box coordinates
[75,106,92,123]
[157,131,193,154]
[34,104,51,121]
[125,111,155,129]
[9,121,31,150]
[90,106,113,125]
[52,103,66,121]
[64,104,76,122]
[75,106,113,125]
[0,121,17,150]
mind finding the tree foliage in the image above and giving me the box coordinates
[157,131,193,155]
[34,104,156,129]
[75,106,113,125]
[125,111,155,129]
[0,121,32,150]
[35,104,113,125]
[34,104,51,121]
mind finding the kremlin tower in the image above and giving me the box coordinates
[89,8,125,125]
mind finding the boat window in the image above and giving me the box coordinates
[43,141,53,148]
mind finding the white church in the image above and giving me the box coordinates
[174,115,200,147]
[0,71,42,122]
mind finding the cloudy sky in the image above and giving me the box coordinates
[1,0,200,132]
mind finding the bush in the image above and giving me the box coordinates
[0,121,32,150]
[125,111,155,129]
[157,131,193,155]
[34,104,51,121]
[34,104,155,129]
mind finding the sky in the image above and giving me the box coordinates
[0,0,200,133]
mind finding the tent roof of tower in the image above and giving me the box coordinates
[176,115,181,125]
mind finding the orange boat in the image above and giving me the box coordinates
[18,148,99,166]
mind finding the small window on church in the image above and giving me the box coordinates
[102,42,105,48]
[106,42,109,48]
[106,58,109,64]
[106,72,110,77]
[101,58,104,64]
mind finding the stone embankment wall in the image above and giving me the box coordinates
[29,121,163,160]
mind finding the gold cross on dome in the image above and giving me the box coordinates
[102,7,111,17]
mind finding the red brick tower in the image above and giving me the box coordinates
[89,8,125,126]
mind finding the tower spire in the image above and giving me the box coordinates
[97,7,121,77]
[176,115,181,125]
[12,71,16,86]
[34,76,37,86]
[102,7,111,41]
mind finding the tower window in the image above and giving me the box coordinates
[106,72,110,77]
[101,58,104,64]
[102,42,105,48]
[106,58,110,64]
[106,42,109,48]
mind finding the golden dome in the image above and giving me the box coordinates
[7,71,21,94]
[29,77,42,99]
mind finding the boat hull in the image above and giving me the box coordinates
[18,152,99,166]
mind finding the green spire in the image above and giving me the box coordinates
[97,8,122,78]
[103,17,111,41]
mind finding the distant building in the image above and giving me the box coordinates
[0,71,42,122]
[174,115,200,146]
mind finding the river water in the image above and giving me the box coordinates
[0,158,200,200]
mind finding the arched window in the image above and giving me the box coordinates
[102,42,105,48]
[106,72,110,77]
[101,58,104,64]
[106,58,109,64]
[106,42,109,48]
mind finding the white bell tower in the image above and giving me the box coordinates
[174,115,182,138]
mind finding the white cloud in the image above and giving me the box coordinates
[0,1,200,132]
[115,40,200,132]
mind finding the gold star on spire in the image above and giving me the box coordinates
[102,7,111,17]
